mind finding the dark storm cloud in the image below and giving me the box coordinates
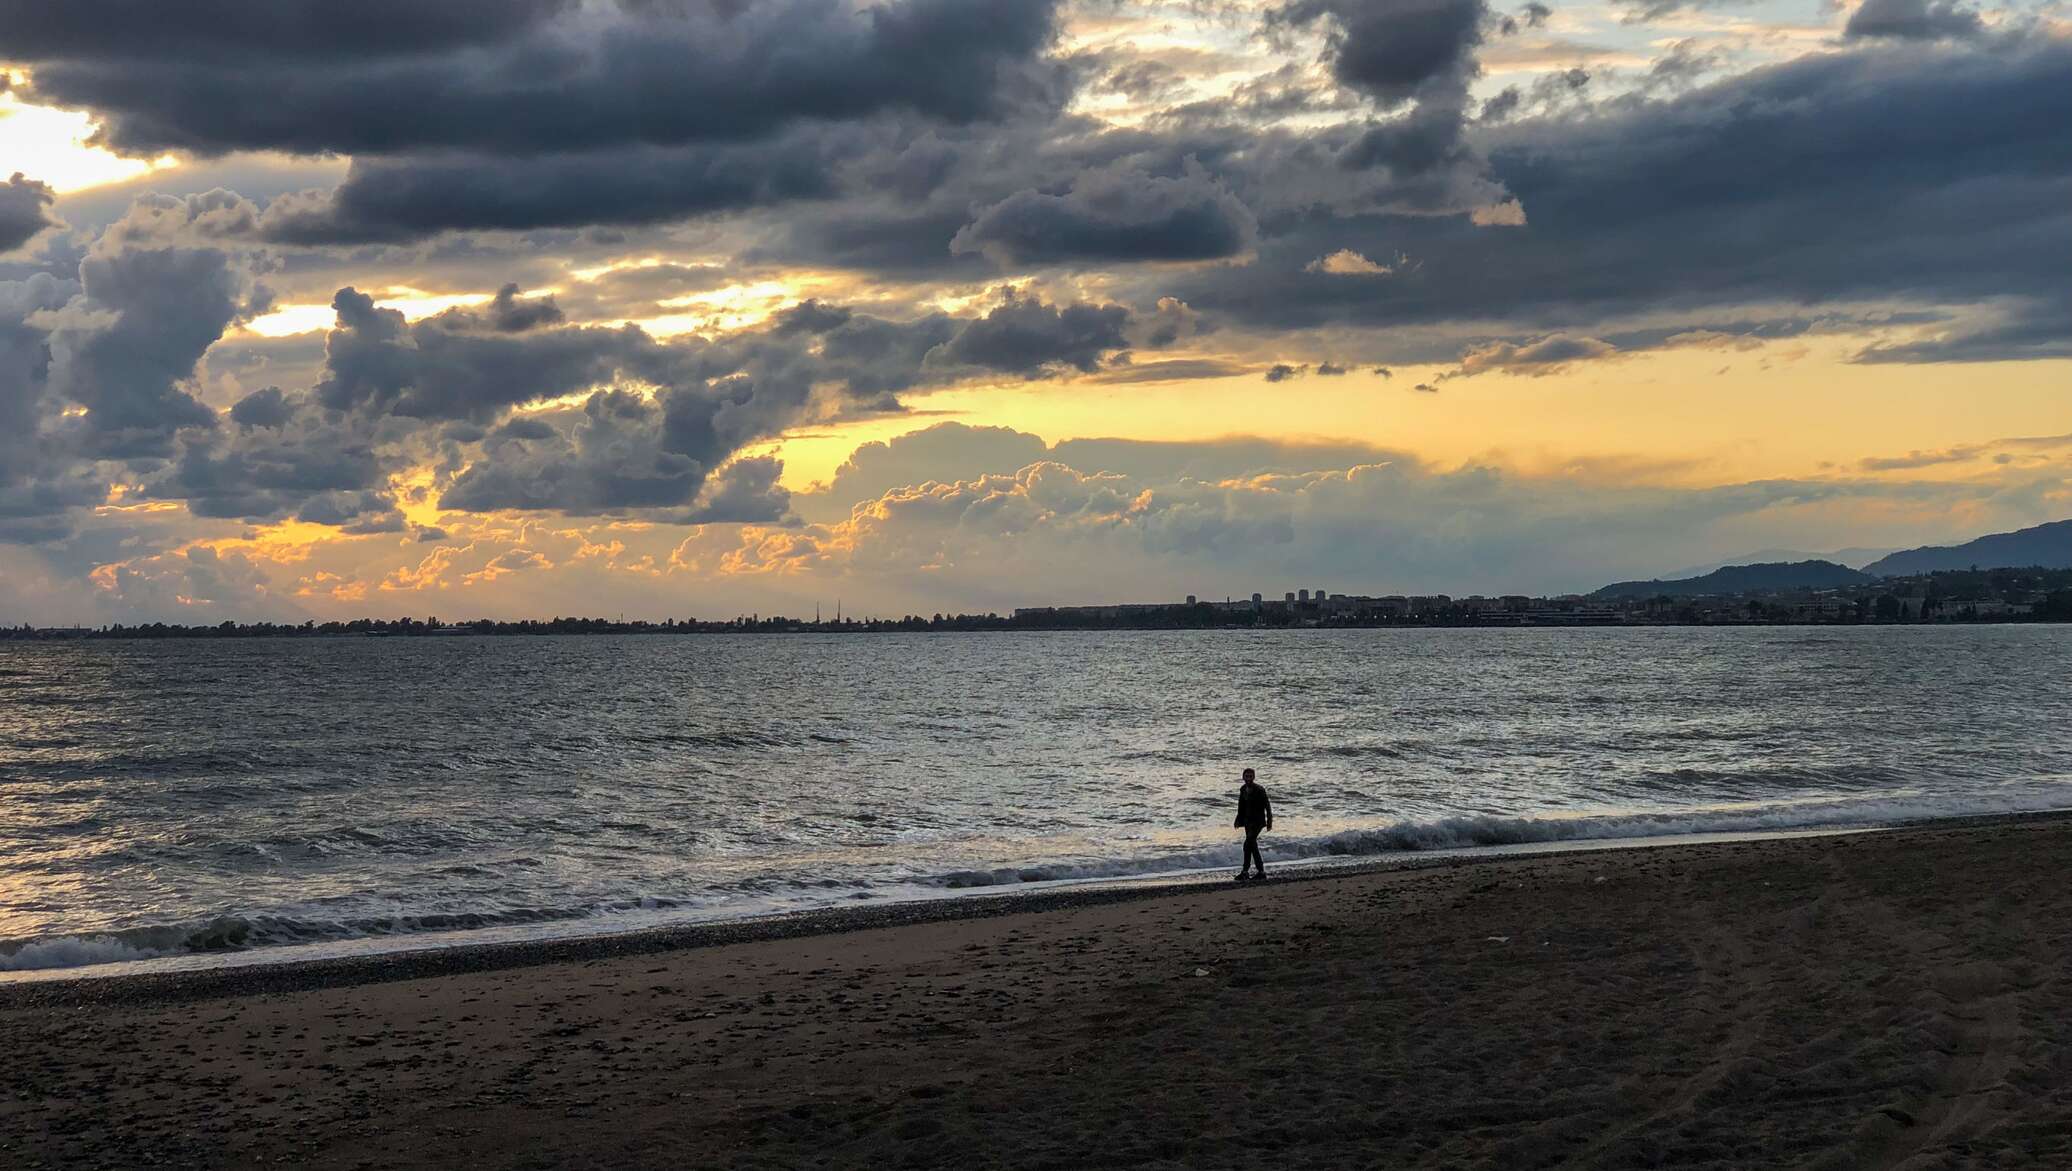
[312,288,646,422]
[227,385,293,428]
[435,284,567,334]
[1339,99,1474,175]
[17,0,1067,157]
[0,175,62,253]
[143,378,395,523]
[257,133,855,244]
[137,283,1136,525]
[38,192,269,460]
[677,455,793,525]
[1152,39,2072,365]
[950,161,1259,266]
[929,293,1132,375]
[0,0,569,61]
[439,390,716,514]
[0,272,104,536]
[1843,0,1983,41]
[1270,0,1487,106]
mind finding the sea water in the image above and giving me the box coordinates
[3,625,2068,974]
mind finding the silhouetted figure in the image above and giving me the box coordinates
[1233,768,1273,880]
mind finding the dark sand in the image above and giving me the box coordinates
[7,816,2071,1169]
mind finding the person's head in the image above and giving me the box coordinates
[1242,768,1255,784]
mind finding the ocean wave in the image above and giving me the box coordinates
[0,899,683,973]
[929,787,2072,889]
[10,786,2070,974]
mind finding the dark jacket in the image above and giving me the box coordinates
[1234,782,1273,830]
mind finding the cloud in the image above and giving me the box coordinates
[443,283,565,333]
[1844,0,1983,41]
[1850,296,2072,365]
[1155,38,2071,366]
[1271,0,1487,107]
[1452,334,1619,378]
[257,132,854,243]
[1855,432,2072,471]
[0,0,571,63]
[802,422,1408,518]
[16,0,1067,157]
[1088,357,1249,384]
[0,272,104,538]
[927,291,1132,375]
[0,174,63,254]
[37,192,264,461]
[113,264,1135,530]
[463,547,552,586]
[950,160,1258,266]
[709,454,2060,599]
[1305,249,1399,276]
[88,543,297,623]
[679,456,795,525]
[438,390,733,515]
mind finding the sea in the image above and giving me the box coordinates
[3,625,2068,976]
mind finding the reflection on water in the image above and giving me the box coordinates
[2,625,2067,971]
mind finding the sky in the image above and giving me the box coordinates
[0,0,2066,623]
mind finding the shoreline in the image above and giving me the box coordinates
[9,810,2071,1169]
[10,807,2066,1010]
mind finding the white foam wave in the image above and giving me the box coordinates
[929,787,2072,888]
[11,787,2069,974]
[0,934,183,972]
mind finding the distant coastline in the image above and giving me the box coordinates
[8,564,2069,639]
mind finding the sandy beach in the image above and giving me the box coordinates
[6,815,2070,1169]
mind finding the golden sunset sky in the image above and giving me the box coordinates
[1,0,2066,621]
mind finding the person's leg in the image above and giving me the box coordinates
[1244,826,1263,876]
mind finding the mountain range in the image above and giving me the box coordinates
[1859,519,2072,576]
[1605,518,2070,598]
[1594,561,1874,600]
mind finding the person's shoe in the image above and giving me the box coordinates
[1234,871,1251,881]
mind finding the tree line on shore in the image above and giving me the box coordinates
[6,567,2069,639]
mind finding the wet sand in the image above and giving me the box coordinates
[6,815,2071,1169]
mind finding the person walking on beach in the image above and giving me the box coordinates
[1234,768,1273,880]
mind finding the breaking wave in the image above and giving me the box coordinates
[931,787,2072,888]
[10,784,2071,975]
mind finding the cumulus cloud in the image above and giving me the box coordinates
[927,291,1132,375]
[107,269,1136,529]
[14,0,1067,157]
[951,160,1258,266]
[1271,0,1487,107]
[1843,0,1983,41]
[707,455,2056,600]
[257,132,855,243]
[0,174,62,254]
[37,192,265,460]
[1305,249,1400,276]
[439,390,735,515]
[1155,38,2072,367]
